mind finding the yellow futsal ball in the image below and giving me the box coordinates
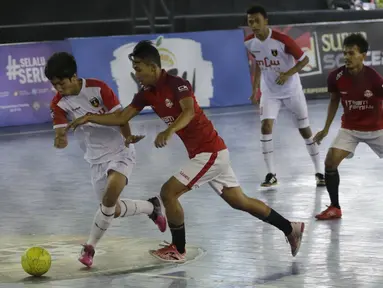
[21,246,51,277]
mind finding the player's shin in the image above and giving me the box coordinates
[163,197,186,254]
[304,136,322,174]
[325,168,340,208]
[87,204,116,247]
[117,199,154,217]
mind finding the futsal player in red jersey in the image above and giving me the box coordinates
[67,40,305,262]
[314,33,383,220]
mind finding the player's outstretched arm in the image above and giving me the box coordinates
[154,97,195,148]
[167,97,195,133]
[67,105,140,131]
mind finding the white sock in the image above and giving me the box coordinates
[261,134,275,174]
[87,204,115,247]
[118,199,154,217]
[305,136,322,174]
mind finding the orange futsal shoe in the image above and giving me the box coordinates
[315,205,342,220]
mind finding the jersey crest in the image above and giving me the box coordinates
[90,97,100,107]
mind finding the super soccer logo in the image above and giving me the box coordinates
[110,36,214,109]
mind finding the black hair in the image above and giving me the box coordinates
[343,33,369,53]
[129,40,161,68]
[44,52,77,80]
[246,5,268,19]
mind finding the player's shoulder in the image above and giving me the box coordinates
[270,29,294,44]
[51,92,63,106]
[85,78,109,89]
[328,66,346,81]
[165,73,192,91]
[244,34,256,43]
[364,65,382,78]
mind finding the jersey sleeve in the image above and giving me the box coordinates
[371,69,383,98]
[327,71,338,93]
[129,91,147,111]
[172,78,193,101]
[282,35,305,61]
[50,94,68,129]
[100,82,122,113]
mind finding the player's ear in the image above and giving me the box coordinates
[70,74,77,82]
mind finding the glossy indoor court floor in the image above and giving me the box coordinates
[0,98,381,288]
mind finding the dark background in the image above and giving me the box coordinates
[1,0,383,43]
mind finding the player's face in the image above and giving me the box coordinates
[247,13,268,35]
[50,76,78,96]
[343,45,366,70]
[133,60,157,86]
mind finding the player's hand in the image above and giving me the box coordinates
[276,72,290,85]
[313,129,328,145]
[154,129,174,148]
[125,135,145,147]
[66,115,90,132]
[54,135,68,149]
[249,93,259,105]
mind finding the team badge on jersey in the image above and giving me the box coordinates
[271,50,278,57]
[165,98,173,108]
[90,97,100,107]
[364,90,373,98]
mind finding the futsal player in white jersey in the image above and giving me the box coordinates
[46,52,167,268]
[244,5,325,188]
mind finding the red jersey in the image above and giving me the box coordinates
[130,70,226,158]
[328,65,383,131]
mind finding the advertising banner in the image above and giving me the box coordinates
[242,20,383,98]
[0,41,72,127]
[69,29,253,111]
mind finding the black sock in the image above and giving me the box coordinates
[169,223,186,254]
[263,209,292,236]
[325,168,340,209]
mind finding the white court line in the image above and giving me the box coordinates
[0,101,327,138]
[131,271,280,287]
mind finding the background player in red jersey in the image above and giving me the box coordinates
[245,6,325,188]
[314,33,383,220]
[45,52,167,267]
[67,41,305,262]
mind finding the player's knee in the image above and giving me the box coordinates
[160,183,175,205]
[102,193,118,208]
[222,187,249,211]
[324,153,338,170]
[261,123,273,134]
[299,126,312,139]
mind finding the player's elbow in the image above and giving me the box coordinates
[185,108,195,119]
[301,56,309,66]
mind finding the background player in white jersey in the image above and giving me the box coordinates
[244,5,325,188]
[45,52,167,268]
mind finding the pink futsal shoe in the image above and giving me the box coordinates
[149,244,186,263]
[286,222,305,257]
[78,244,95,267]
[148,196,167,232]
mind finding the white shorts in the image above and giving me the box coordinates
[174,149,239,195]
[260,89,309,128]
[90,147,136,201]
[331,128,383,159]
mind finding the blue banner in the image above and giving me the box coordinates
[69,30,252,111]
[0,41,72,127]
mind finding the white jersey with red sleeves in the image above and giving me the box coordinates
[50,78,131,164]
[244,28,306,98]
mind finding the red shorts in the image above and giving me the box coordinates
[174,149,239,194]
